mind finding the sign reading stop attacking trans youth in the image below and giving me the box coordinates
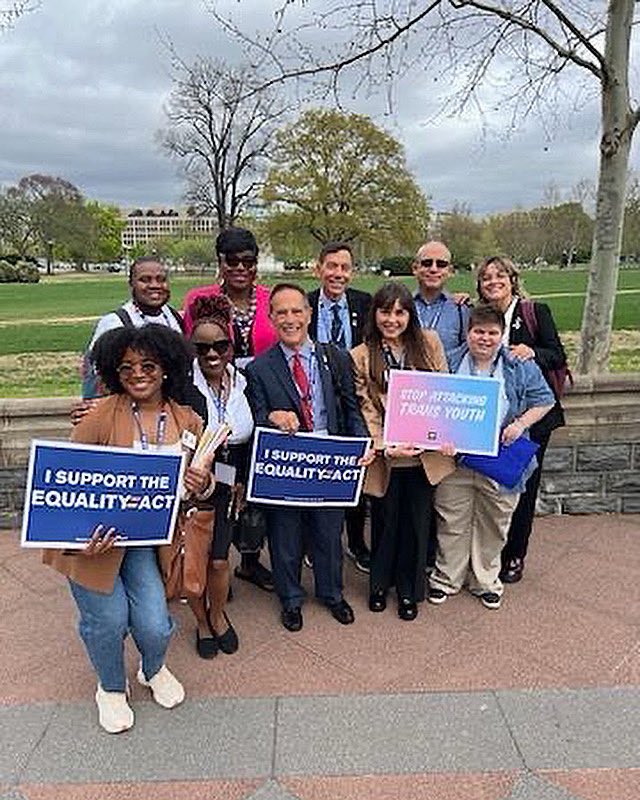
[383,370,501,456]
[21,440,185,549]
[247,428,370,507]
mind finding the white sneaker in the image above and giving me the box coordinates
[95,685,134,734]
[137,664,185,709]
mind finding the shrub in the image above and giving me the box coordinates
[0,259,41,283]
[379,255,414,275]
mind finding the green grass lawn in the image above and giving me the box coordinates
[0,268,638,396]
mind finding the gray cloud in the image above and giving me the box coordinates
[0,1,637,214]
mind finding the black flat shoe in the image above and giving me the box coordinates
[500,557,524,584]
[398,598,418,621]
[196,629,218,659]
[234,563,275,592]
[212,611,239,655]
[369,590,387,612]
[327,599,355,625]
[281,607,303,632]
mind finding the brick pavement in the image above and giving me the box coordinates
[1,514,639,799]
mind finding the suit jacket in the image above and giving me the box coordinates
[308,287,372,348]
[42,394,203,593]
[508,299,566,437]
[350,330,455,497]
[245,341,368,438]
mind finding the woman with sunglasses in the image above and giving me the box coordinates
[182,227,277,592]
[476,256,567,584]
[43,325,212,734]
[183,295,254,659]
[351,283,455,621]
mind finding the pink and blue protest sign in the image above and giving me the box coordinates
[383,370,501,456]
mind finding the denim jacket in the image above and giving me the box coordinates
[447,343,555,492]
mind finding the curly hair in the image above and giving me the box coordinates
[90,326,193,402]
[365,282,439,390]
[190,294,234,339]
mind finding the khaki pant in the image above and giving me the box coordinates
[430,467,520,597]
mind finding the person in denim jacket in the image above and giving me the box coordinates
[428,304,554,610]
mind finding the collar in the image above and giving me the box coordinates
[414,289,448,306]
[279,338,314,361]
[320,290,348,309]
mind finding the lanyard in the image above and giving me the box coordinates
[417,297,444,331]
[470,351,502,378]
[206,382,228,426]
[131,402,168,451]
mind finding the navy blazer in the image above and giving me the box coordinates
[508,299,566,437]
[308,287,372,348]
[245,342,368,438]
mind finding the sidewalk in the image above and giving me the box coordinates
[1,513,639,800]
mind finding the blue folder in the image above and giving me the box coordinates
[459,437,540,490]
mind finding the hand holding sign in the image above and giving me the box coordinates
[80,524,120,556]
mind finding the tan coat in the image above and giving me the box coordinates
[42,394,203,593]
[350,330,455,497]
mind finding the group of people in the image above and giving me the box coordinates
[46,229,567,733]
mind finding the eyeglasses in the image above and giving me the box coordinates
[224,255,258,269]
[117,360,160,378]
[417,258,450,269]
[193,340,232,356]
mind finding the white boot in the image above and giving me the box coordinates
[95,685,134,733]
[137,664,185,709]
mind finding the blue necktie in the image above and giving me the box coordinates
[330,304,345,347]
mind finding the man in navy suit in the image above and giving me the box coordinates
[308,242,372,572]
[245,283,371,632]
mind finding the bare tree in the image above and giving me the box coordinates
[158,55,289,230]
[0,1,38,30]
[207,0,639,373]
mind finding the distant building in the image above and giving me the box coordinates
[121,208,217,249]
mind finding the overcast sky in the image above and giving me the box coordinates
[1,0,638,216]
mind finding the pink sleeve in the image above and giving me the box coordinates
[251,285,279,355]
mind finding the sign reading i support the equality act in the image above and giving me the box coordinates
[247,428,370,507]
[21,440,185,549]
[383,370,502,456]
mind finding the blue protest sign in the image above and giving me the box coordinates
[21,440,185,549]
[247,428,370,507]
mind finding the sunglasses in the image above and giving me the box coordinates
[193,340,232,356]
[117,360,160,378]
[224,255,257,269]
[417,258,450,269]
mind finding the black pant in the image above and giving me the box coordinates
[502,430,551,564]
[369,467,433,602]
[345,499,367,554]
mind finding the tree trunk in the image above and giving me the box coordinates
[578,0,636,374]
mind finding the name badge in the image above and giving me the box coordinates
[181,430,197,451]
[215,462,236,486]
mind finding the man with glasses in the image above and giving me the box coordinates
[308,242,372,573]
[413,241,470,355]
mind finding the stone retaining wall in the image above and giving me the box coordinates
[1,375,639,527]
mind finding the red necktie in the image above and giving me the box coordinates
[291,351,314,431]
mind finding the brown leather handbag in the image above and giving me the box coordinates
[158,506,215,601]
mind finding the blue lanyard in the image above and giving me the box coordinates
[131,403,167,450]
[417,298,444,331]
[470,351,502,378]
[207,383,227,426]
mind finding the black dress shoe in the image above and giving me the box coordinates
[398,598,418,621]
[369,590,387,612]
[281,607,303,632]
[212,611,239,654]
[234,562,275,592]
[327,599,355,625]
[196,629,218,659]
[500,557,524,584]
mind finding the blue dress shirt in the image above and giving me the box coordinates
[414,291,470,355]
[315,291,353,350]
[279,340,328,433]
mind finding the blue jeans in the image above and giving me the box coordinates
[68,547,173,692]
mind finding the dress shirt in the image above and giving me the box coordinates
[316,291,352,350]
[414,291,469,355]
[279,340,328,434]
